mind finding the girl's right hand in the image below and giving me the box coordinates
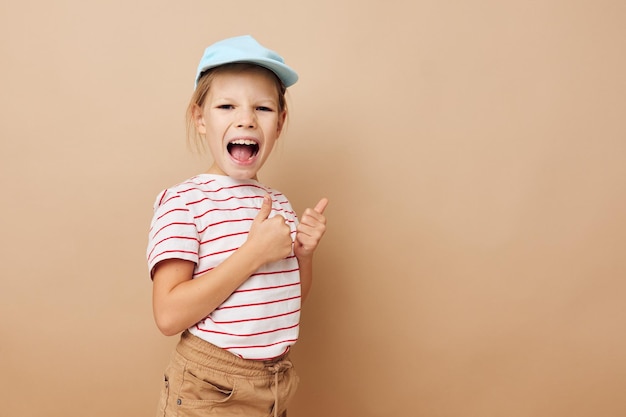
[153,195,293,336]
[246,195,293,265]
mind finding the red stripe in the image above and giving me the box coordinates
[147,235,199,259]
[209,308,300,324]
[220,339,298,351]
[198,217,253,234]
[216,295,301,310]
[194,204,293,220]
[151,221,196,240]
[195,322,298,338]
[187,194,260,206]
[198,247,237,260]
[157,190,168,205]
[194,204,258,219]
[195,257,298,276]
[156,207,190,222]
[200,231,248,245]
[234,281,299,293]
[251,268,299,278]
[158,193,180,206]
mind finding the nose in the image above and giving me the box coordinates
[236,108,256,129]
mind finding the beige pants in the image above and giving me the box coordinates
[156,331,299,417]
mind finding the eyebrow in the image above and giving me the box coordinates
[212,97,278,104]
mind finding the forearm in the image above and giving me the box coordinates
[293,197,327,302]
[153,242,265,336]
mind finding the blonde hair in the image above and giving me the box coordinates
[186,63,288,153]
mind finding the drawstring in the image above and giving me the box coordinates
[266,360,292,417]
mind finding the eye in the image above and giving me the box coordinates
[216,104,234,110]
[256,106,274,112]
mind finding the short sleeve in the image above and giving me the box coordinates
[146,189,199,276]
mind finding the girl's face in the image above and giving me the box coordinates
[195,68,286,180]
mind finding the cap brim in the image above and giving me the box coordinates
[196,58,298,88]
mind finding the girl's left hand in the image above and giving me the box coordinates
[294,198,328,260]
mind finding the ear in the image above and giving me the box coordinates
[192,104,206,135]
[276,110,287,136]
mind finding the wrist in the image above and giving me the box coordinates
[296,253,314,265]
[237,241,266,272]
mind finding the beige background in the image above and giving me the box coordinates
[2,1,625,416]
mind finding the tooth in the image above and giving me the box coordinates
[230,139,256,145]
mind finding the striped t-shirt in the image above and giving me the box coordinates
[146,174,301,360]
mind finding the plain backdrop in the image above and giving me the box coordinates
[1,1,625,416]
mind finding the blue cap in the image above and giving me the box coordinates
[195,35,298,88]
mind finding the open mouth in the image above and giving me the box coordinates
[227,139,259,162]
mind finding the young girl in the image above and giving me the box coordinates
[146,35,328,417]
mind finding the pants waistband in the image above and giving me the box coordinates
[176,330,291,377]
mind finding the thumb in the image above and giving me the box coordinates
[313,197,329,214]
[254,195,273,222]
